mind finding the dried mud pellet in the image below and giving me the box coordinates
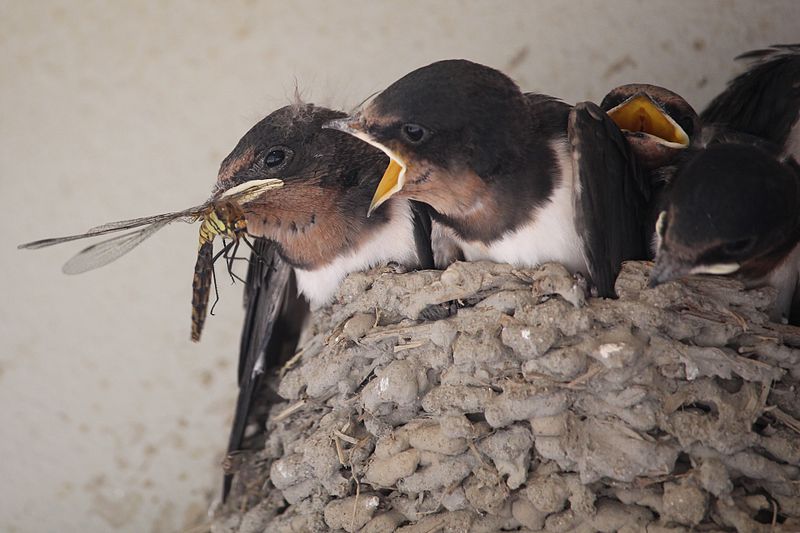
[525,474,569,514]
[363,359,421,411]
[365,448,420,487]
[477,425,533,490]
[360,510,406,533]
[662,481,707,526]
[421,384,496,415]
[406,422,468,456]
[323,493,380,532]
[511,497,547,530]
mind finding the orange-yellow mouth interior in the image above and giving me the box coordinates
[368,158,405,216]
[607,95,689,146]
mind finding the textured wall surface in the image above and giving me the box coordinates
[1,1,798,532]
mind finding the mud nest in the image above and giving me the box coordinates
[211,261,800,533]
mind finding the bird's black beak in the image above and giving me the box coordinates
[324,116,365,137]
[648,251,692,288]
[325,115,408,217]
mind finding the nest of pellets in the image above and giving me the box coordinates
[210,260,800,533]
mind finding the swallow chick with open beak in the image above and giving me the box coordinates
[602,82,798,259]
[702,44,800,160]
[601,83,700,171]
[326,59,650,297]
[649,140,800,323]
[600,83,701,251]
[215,101,435,501]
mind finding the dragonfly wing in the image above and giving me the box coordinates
[61,218,173,274]
[86,210,197,233]
[19,233,108,250]
[21,181,282,251]
[19,210,197,250]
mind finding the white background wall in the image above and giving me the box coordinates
[1,1,798,531]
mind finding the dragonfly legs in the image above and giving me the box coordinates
[208,240,237,317]
[240,235,269,265]
[215,239,247,285]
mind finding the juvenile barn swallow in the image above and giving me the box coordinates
[216,102,435,500]
[601,84,700,170]
[600,83,701,250]
[649,140,800,323]
[602,82,799,257]
[601,79,800,322]
[327,59,650,297]
[702,44,800,160]
[219,103,434,306]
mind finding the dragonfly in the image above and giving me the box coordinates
[18,178,284,341]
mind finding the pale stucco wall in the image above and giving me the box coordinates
[1,1,798,531]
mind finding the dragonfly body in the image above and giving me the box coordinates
[191,241,215,342]
[191,200,249,341]
[197,200,248,248]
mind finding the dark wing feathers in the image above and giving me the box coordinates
[569,101,650,297]
[223,237,307,501]
[701,44,800,148]
[410,200,435,270]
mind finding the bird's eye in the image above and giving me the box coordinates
[401,123,428,144]
[720,237,756,257]
[259,146,294,171]
[265,149,286,168]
